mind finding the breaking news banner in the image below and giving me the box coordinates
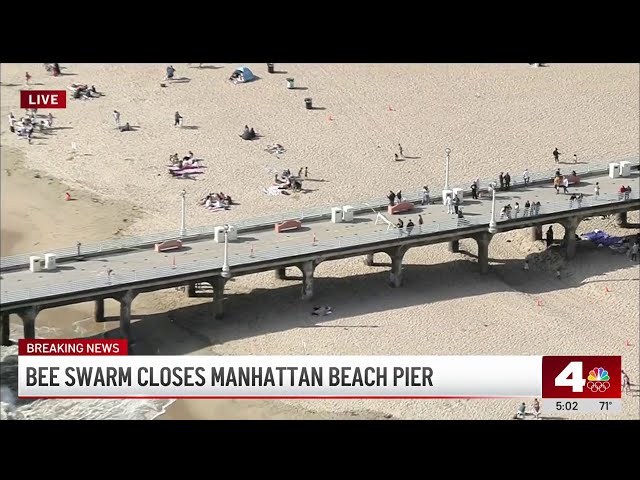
[17,340,622,414]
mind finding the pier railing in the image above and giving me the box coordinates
[2,190,638,305]
[0,156,638,272]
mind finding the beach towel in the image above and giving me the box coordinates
[169,168,205,175]
[263,186,289,196]
[205,206,226,213]
[581,230,623,247]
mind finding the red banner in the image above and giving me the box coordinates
[20,90,67,109]
[19,339,128,356]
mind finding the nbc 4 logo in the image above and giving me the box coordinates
[555,362,612,393]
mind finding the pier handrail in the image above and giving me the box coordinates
[0,156,637,271]
[2,190,638,305]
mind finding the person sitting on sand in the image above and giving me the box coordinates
[516,402,526,419]
[182,151,194,163]
[120,122,132,132]
[170,153,179,165]
[531,399,541,419]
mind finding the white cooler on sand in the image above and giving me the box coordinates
[619,161,631,177]
[609,163,621,178]
[342,205,355,222]
[214,225,238,243]
[452,188,464,202]
[44,253,57,270]
[29,256,43,273]
[331,207,343,223]
[442,189,453,205]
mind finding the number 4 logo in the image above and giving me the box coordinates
[555,361,587,392]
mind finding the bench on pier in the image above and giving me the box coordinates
[388,202,414,215]
[154,239,183,252]
[275,219,302,233]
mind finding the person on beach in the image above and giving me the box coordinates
[394,153,400,162]
[8,112,16,128]
[47,113,53,128]
[594,182,600,199]
[516,402,526,419]
[553,147,561,163]
[523,168,530,186]
[25,72,31,85]
[174,111,183,127]
[573,154,578,164]
[304,167,309,178]
[546,226,554,247]
[622,370,631,393]
[120,122,132,132]
[422,185,430,205]
[531,399,541,419]
[113,110,121,128]
[166,65,176,80]
[398,144,404,158]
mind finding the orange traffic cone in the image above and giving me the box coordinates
[65,192,71,201]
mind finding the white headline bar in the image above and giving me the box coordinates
[18,355,542,398]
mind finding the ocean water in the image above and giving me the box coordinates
[0,325,174,420]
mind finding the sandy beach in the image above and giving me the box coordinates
[1,63,638,420]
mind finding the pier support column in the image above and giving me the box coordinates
[531,225,543,242]
[94,299,105,322]
[363,254,374,266]
[387,246,408,288]
[210,276,227,320]
[299,261,316,301]
[118,290,138,343]
[1,314,11,346]
[475,232,493,275]
[448,240,460,253]
[275,267,287,280]
[18,306,39,339]
[615,212,628,228]
[186,283,197,298]
[563,217,580,260]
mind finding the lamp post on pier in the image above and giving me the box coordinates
[488,182,498,234]
[179,189,187,237]
[221,224,231,279]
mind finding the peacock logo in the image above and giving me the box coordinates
[587,367,610,393]
[588,367,610,381]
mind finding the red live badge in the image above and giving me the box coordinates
[20,90,67,109]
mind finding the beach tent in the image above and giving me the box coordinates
[235,66,255,82]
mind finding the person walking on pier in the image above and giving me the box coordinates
[418,214,424,230]
[406,218,415,234]
[546,226,554,247]
[499,172,505,191]
[470,182,478,199]
[422,185,430,205]
[553,147,561,164]
[562,177,569,194]
[624,185,632,200]
[387,191,396,206]
[396,218,404,234]
[504,172,511,190]
[514,202,520,218]
[396,190,403,204]
[576,193,583,208]
[524,200,530,216]
[631,242,638,262]
[453,195,460,215]
[594,182,600,200]
[523,168,531,186]
[445,194,454,214]
[622,370,631,393]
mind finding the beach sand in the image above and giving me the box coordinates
[1,63,638,420]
